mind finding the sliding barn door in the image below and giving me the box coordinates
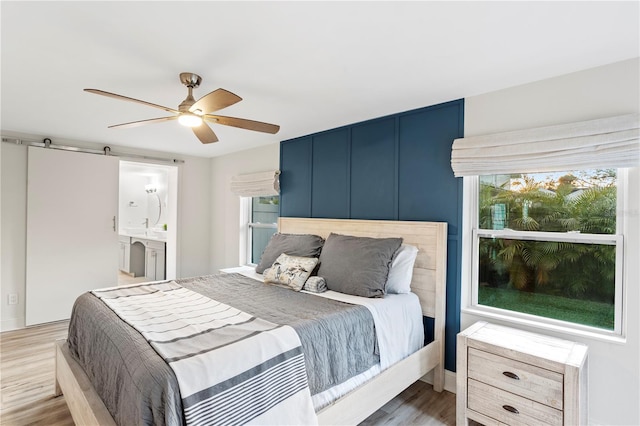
[26,147,119,325]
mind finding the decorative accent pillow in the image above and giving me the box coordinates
[317,233,403,298]
[263,254,319,291]
[386,244,419,294]
[255,233,324,274]
[302,276,327,293]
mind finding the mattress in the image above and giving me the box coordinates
[234,268,425,410]
[67,272,424,425]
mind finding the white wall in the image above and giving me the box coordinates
[209,143,280,272]
[462,58,640,425]
[1,144,28,330]
[0,136,212,330]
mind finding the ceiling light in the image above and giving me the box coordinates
[178,113,203,127]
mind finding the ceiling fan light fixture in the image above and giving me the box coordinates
[178,113,203,127]
[86,72,279,144]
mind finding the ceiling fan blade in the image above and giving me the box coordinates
[204,115,280,134]
[108,116,178,129]
[85,89,179,114]
[189,89,242,115]
[192,123,219,144]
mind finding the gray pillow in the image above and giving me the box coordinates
[255,233,324,273]
[317,233,402,298]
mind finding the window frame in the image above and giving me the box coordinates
[463,169,628,339]
[240,196,278,266]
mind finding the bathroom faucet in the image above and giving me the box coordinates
[142,218,149,228]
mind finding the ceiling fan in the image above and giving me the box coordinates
[85,72,280,144]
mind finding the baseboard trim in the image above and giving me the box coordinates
[0,317,25,332]
[420,369,456,393]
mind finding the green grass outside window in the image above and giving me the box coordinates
[479,286,614,330]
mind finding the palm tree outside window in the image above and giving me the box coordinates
[474,169,621,333]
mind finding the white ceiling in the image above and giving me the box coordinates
[2,1,638,158]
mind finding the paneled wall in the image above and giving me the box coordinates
[280,99,464,371]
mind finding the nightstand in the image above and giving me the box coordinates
[457,321,588,426]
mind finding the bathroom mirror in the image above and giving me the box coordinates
[145,185,162,226]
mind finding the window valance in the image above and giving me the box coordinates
[230,170,280,197]
[450,114,639,177]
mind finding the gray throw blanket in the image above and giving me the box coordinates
[68,273,378,426]
[91,281,316,426]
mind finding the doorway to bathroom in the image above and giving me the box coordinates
[118,161,178,285]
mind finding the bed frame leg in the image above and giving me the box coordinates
[54,340,63,397]
[430,339,445,392]
[54,377,62,397]
[433,364,445,392]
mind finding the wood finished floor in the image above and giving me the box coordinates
[117,270,149,285]
[0,321,456,426]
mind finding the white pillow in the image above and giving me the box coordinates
[385,244,418,294]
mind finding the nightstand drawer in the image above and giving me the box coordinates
[468,347,564,409]
[468,379,563,426]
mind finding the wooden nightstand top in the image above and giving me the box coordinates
[460,321,588,371]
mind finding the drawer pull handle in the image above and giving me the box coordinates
[502,371,520,380]
[503,405,520,414]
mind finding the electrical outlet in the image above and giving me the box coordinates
[8,293,18,305]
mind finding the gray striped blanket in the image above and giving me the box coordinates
[92,281,317,426]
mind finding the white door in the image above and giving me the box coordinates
[26,147,119,325]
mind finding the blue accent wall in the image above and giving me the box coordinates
[280,99,464,371]
[279,137,312,218]
[351,118,397,220]
[311,130,350,218]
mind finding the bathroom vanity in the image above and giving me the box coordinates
[118,232,166,281]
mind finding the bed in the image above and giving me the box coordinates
[55,217,448,425]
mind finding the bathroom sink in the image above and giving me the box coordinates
[121,228,167,241]
[123,227,148,236]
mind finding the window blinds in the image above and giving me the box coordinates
[450,114,639,177]
[230,170,280,196]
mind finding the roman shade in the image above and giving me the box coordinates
[230,170,280,196]
[451,114,639,177]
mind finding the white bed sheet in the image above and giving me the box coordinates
[231,267,425,410]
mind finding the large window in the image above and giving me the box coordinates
[245,196,279,265]
[472,169,623,333]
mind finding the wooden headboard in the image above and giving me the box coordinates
[278,218,447,321]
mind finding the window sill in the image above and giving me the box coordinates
[462,306,627,345]
[220,265,255,274]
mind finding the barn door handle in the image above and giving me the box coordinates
[113,216,117,232]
